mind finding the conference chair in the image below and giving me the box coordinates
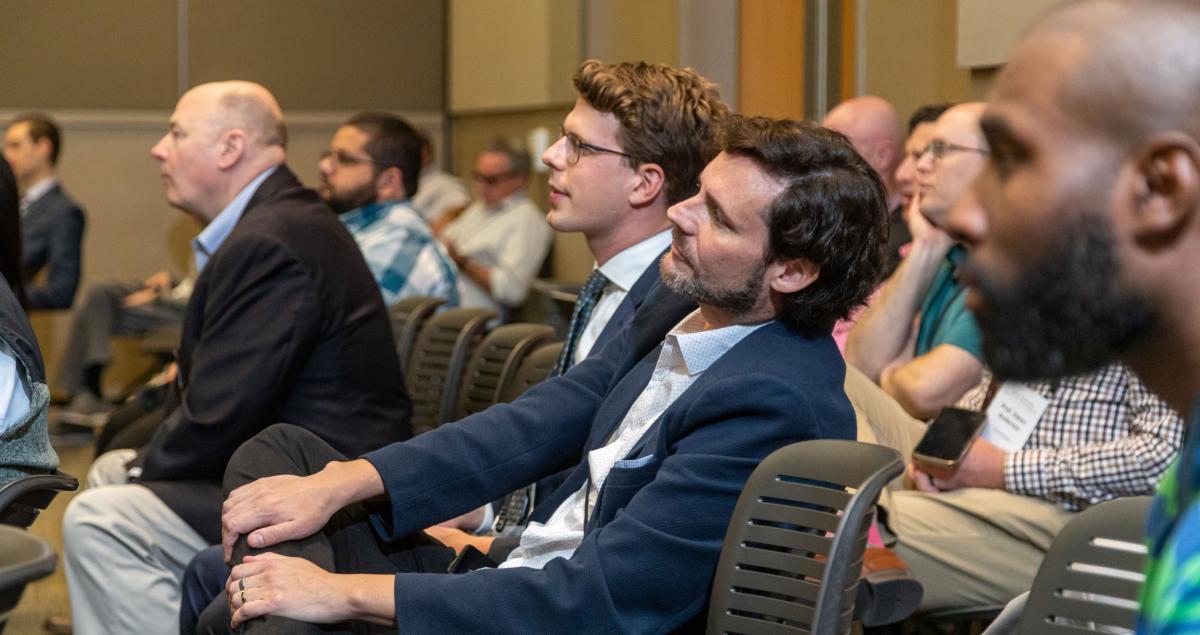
[707,440,904,635]
[0,525,57,633]
[406,307,495,435]
[453,323,557,420]
[0,471,79,529]
[388,296,446,371]
[997,496,1150,634]
[496,341,565,404]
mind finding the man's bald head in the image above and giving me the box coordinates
[822,95,903,196]
[152,81,289,220]
[1009,0,1200,151]
[180,81,287,150]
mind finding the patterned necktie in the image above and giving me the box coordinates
[554,269,610,375]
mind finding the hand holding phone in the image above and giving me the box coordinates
[911,407,987,481]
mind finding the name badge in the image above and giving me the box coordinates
[982,382,1049,452]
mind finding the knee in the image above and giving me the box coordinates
[223,423,314,490]
[85,448,136,488]
[63,488,120,556]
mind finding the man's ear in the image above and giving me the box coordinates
[629,163,666,208]
[216,130,247,170]
[1128,132,1200,241]
[33,137,53,164]
[768,257,820,295]
[375,166,406,200]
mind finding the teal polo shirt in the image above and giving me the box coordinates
[915,245,983,359]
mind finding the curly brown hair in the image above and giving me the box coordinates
[573,60,728,205]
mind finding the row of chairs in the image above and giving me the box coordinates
[389,297,564,436]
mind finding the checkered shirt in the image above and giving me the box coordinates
[957,363,1184,511]
[340,200,459,307]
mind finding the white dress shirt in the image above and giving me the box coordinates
[442,192,552,313]
[413,166,471,223]
[573,230,672,365]
[501,310,769,570]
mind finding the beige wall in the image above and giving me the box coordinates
[449,0,581,113]
[860,0,975,124]
[958,0,1062,68]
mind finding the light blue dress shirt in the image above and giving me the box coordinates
[191,166,278,272]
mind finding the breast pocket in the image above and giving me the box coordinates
[592,454,661,529]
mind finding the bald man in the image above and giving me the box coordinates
[823,95,907,276]
[60,82,412,633]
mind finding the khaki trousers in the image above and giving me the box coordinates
[843,365,1075,612]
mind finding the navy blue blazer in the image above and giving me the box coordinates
[363,286,855,633]
[21,184,84,310]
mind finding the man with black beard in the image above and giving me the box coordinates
[847,105,1183,613]
[318,112,459,305]
[946,1,1200,628]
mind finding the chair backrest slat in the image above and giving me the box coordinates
[454,324,556,420]
[388,296,445,372]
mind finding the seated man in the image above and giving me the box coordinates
[204,115,889,633]
[440,138,552,318]
[62,81,411,634]
[846,103,990,419]
[54,271,192,425]
[318,112,459,306]
[3,113,85,310]
[851,359,1183,612]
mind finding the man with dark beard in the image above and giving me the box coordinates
[318,112,459,306]
[200,116,887,634]
[945,1,1200,629]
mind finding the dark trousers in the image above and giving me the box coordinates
[192,424,473,635]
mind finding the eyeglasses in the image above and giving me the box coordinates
[472,171,517,186]
[560,129,635,165]
[319,149,383,169]
[920,139,990,160]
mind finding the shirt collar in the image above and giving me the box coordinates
[947,244,969,270]
[596,230,672,293]
[192,166,277,272]
[21,176,57,208]
[666,309,771,376]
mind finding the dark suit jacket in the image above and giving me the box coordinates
[21,184,84,310]
[137,166,412,542]
[363,283,856,634]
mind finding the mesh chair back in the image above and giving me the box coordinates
[707,440,903,635]
[454,324,557,419]
[388,296,445,372]
[406,307,495,435]
[497,341,565,404]
[1018,496,1151,634]
[0,471,79,529]
[0,525,56,632]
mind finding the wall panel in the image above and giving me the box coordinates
[188,0,445,111]
[0,0,177,109]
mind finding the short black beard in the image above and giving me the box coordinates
[325,184,376,215]
[965,212,1154,382]
[660,248,766,318]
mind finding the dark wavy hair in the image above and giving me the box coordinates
[720,115,888,336]
[0,158,25,308]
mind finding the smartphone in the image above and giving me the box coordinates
[911,407,987,478]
